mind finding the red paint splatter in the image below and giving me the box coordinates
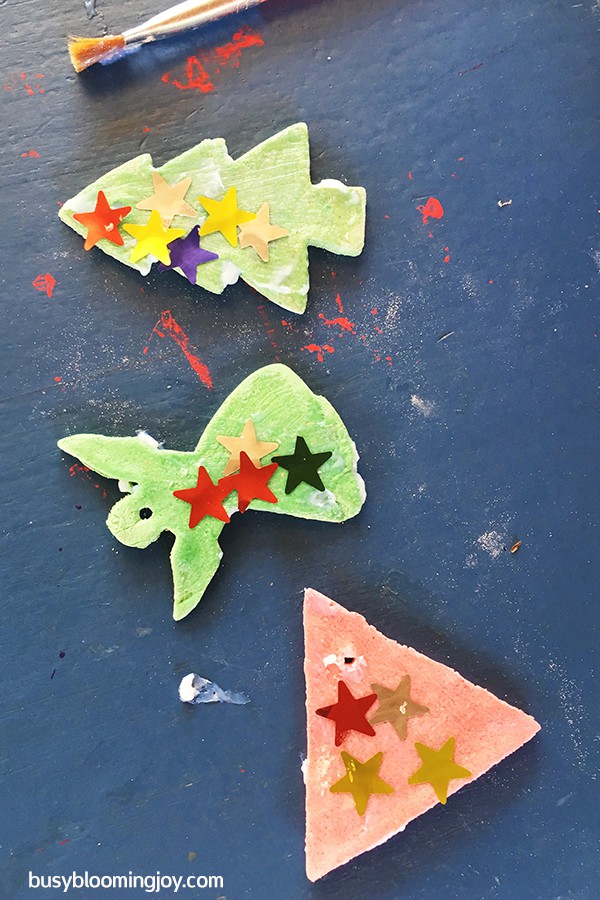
[416,197,444,224]
[385,356,392,366]
[21,149,40,158]
[489,279,494,284]
[459,62,484,76]
[371,308,378,315]
[443,247,450,263]
[33,273,56,298]
[170,57,214,93]
[335,293,344,313]
[256,304,280,360]
[144,311,213,387]
[318,313,356,335]
[143,126,151,133]
[54,376,62,383]
[408,171,413,180]
[19,71,45,95]
[214,29,265,66]
[302,343,335,362]
[384,214,390,219]
[58,840,70,846]
[68,463,107,497]
[164,28,264,93]
[458,156,464,161]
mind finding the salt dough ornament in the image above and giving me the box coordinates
[57,366,365,620]
[304,588,540,882]
[58,123,366,313]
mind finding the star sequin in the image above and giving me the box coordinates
[197,187,255,247]
[316,680,377,746]
[272,436,332,494]
[238,202,289,262]
[73,190,132,251]
[136,172,197,226]
[231,452,278,513]
[408,737,472,804]
[123,210,185,265]
[330,751,394,815]
[157,226,219,283]
[216,419,279,477]
[173,466,234,528]
[370,675,429,740]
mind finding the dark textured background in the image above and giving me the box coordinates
[1,0,599,897]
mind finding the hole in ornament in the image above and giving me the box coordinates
[140,508,153,519]
[344,657,355,664]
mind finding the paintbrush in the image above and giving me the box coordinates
[69,0,265,73]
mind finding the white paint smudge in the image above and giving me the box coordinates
[179,673,249,706]
[476,530,506,558]
[410,395,435,417]
[548,658,590,772]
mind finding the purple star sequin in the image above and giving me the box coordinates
[158,226,218,283]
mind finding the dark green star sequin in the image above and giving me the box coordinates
[272,436,332,494]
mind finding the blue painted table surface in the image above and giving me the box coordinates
[1,0,598,897]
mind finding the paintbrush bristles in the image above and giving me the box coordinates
[68,34,126,73]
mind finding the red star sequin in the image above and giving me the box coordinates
[316,680,377,747]
[173,466,234,528]
[231,452,278,513]
[73,190,132,251]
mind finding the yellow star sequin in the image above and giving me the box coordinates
[330,751,394,816]
[123,210,185,265]
[408,737,472,804]
[136,172,197,227]
[238,202,289,262]
[197,187,255,247]
[216,419,279,477]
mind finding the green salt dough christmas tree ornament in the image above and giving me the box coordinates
[58,123,366,314]
[57,364,365,620]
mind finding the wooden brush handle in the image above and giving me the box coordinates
[123,0,264,43]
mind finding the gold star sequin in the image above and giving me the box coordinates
[197,187,255,247]
[216,419,279,477]
[238,202,289,262]
[370,675,429,740]
[136,172,197,227]
[408,737,472,804]
[330,751,394,816]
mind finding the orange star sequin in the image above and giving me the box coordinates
[72,190,132,251]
